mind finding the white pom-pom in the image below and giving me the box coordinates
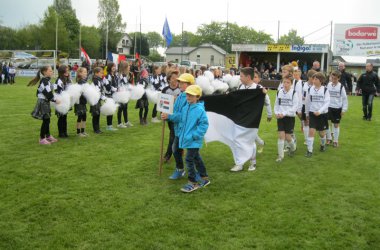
[129,84,145,100]
[66,84,82,106]
[53,91,71,115]
[196,76,214,95]
[113,89,131,104]
[203,70,214,82]
[223,74,232,84]
[100,98,119,116]
[229,75,241,89]
[211,79,229,93]
[146,89,160,104]
[82,83,101,106]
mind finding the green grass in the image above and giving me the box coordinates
[0,78,380,249]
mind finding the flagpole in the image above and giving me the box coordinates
[181,22,183,63]
[79,24,81,59]
[139,6,142,56]
[134,16,137,59]
[106,18,109,60]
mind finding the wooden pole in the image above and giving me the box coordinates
[159,120,166,175]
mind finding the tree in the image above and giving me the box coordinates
[16,25,42,50]
[129,32,149,56]
[169,31,201,47]
[148,49,162,62]
[53,0,80,41]
[0,26,19,50]
[98,0,126,57]
[81,26,102,59]
[146,32,163,48]
[278,29,305,45]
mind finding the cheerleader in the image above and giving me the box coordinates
[91,67,106,134]
[150,65,165,123]
[74,67,88,137]
[117,61,134,128]
[135,69,149,125]
[29,66,60,145]
[103,62,118,131]
[54,65,71,138]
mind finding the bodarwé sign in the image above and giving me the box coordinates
[334,24,380,56]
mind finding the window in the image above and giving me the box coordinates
[197,54,200,64]
[118,48,123,53]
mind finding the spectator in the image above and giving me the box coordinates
[338,62,353,95]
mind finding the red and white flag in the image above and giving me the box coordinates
[80,47,92,65]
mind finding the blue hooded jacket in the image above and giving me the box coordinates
[175,101,209,149]
[168,92,187,136]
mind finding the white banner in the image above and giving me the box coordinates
[334,24,380,56]
[16,69,39,77]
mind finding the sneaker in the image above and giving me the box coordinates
[200,179,210,187]
[169,169,186,180]
[257,141,265,154]
[106,126,118,131]
[248,164,256,171]
[230,165,243,172]
[333,142,338,148]
[95,130,103,134]
[117,123,127,128]
[283,147,290,153]
[320,145,326,152]
[275,156,283,162]
[180,182,200,193]
[305,151,313,158]
[81,132,89,137]
[125,121,134,127]
[46,135,58,143]
[77,133,86,137]
[39,138,51,145]
[326,139,332,145]
[151,117,161,123]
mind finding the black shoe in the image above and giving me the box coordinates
[95,130,103,134]
[305,151,313,158]
[58,133,66,138]
[320,145,326,152]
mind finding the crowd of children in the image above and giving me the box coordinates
[28,61,350,193]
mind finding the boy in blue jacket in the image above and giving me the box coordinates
[178,85,210,192]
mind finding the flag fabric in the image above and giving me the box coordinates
[107,52,119,68]
[80,47,92,65]
[162,18,173,47]
[118,54,126,63]
[202,89,265,166]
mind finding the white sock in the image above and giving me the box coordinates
[251,142,257,164]
[292,133,297,144]
[307,137,314,152]
[326,128,332,140]
[255,136,264,146]
[320,135,326,146]
[304,126,309,141]
[289,139,296,151]
[278,139,285,158]
[333,127,340,142]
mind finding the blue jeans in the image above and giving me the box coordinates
[362,93,375,118]
[186,148,208,183]
[172,136,184,170]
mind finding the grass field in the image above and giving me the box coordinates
[0,78,380,249]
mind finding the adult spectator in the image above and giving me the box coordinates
[357,63,380,121]
[312,61,321,72]
[338,62,353,95]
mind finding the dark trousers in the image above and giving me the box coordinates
[139,107,148,119]
[164,121,175,158]
[362,93,375,118]
[117,103,128,124]
[152,104,157,118]
[57,115,67,135]
[92,114,100,132]
[186,148,208,183]
[40,118,50,139]
[172,136,184,170]
[106,115,113,126]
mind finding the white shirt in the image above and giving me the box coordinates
[327,82,348,112]
[305,85,330,115]
[238,82,272,118]
[302,81,313,106]
[274,88,299,117]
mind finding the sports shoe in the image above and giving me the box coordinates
[39,138,51,145]
[257,141,265,154]
[283,147,290,153]
[320,145,326,152]
[117,123,127,128]
[230,165,243,172]
[106,126,118,131]
[46,135,58,143]
[81,132,89,137]
[248,164,256,171]
[275,156,283,162]
[333,142,338,148]
[151,117,161,123]
[125,121,134,127]
[326,139,332,145]
[200,179,210,187]
[169,169,185,180]
[180,182,200,193]
[95,130,103,134]
[305,151,313,158]
[77,133,86,137]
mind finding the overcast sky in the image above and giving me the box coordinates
[1,0,379,45]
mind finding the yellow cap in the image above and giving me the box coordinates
[185,85,202,97]
[177,73,195,85]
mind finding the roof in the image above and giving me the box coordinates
[198,43,227,55]
[165,43,227,56]
[331,56,380,66]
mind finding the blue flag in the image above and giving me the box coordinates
[162,18,173,47]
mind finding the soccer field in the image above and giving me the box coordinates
[0,78,380,249]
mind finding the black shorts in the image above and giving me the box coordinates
[301,105,307,121]
[328,107,342,124]
[309,112,328,131]
[277,116,295,134]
